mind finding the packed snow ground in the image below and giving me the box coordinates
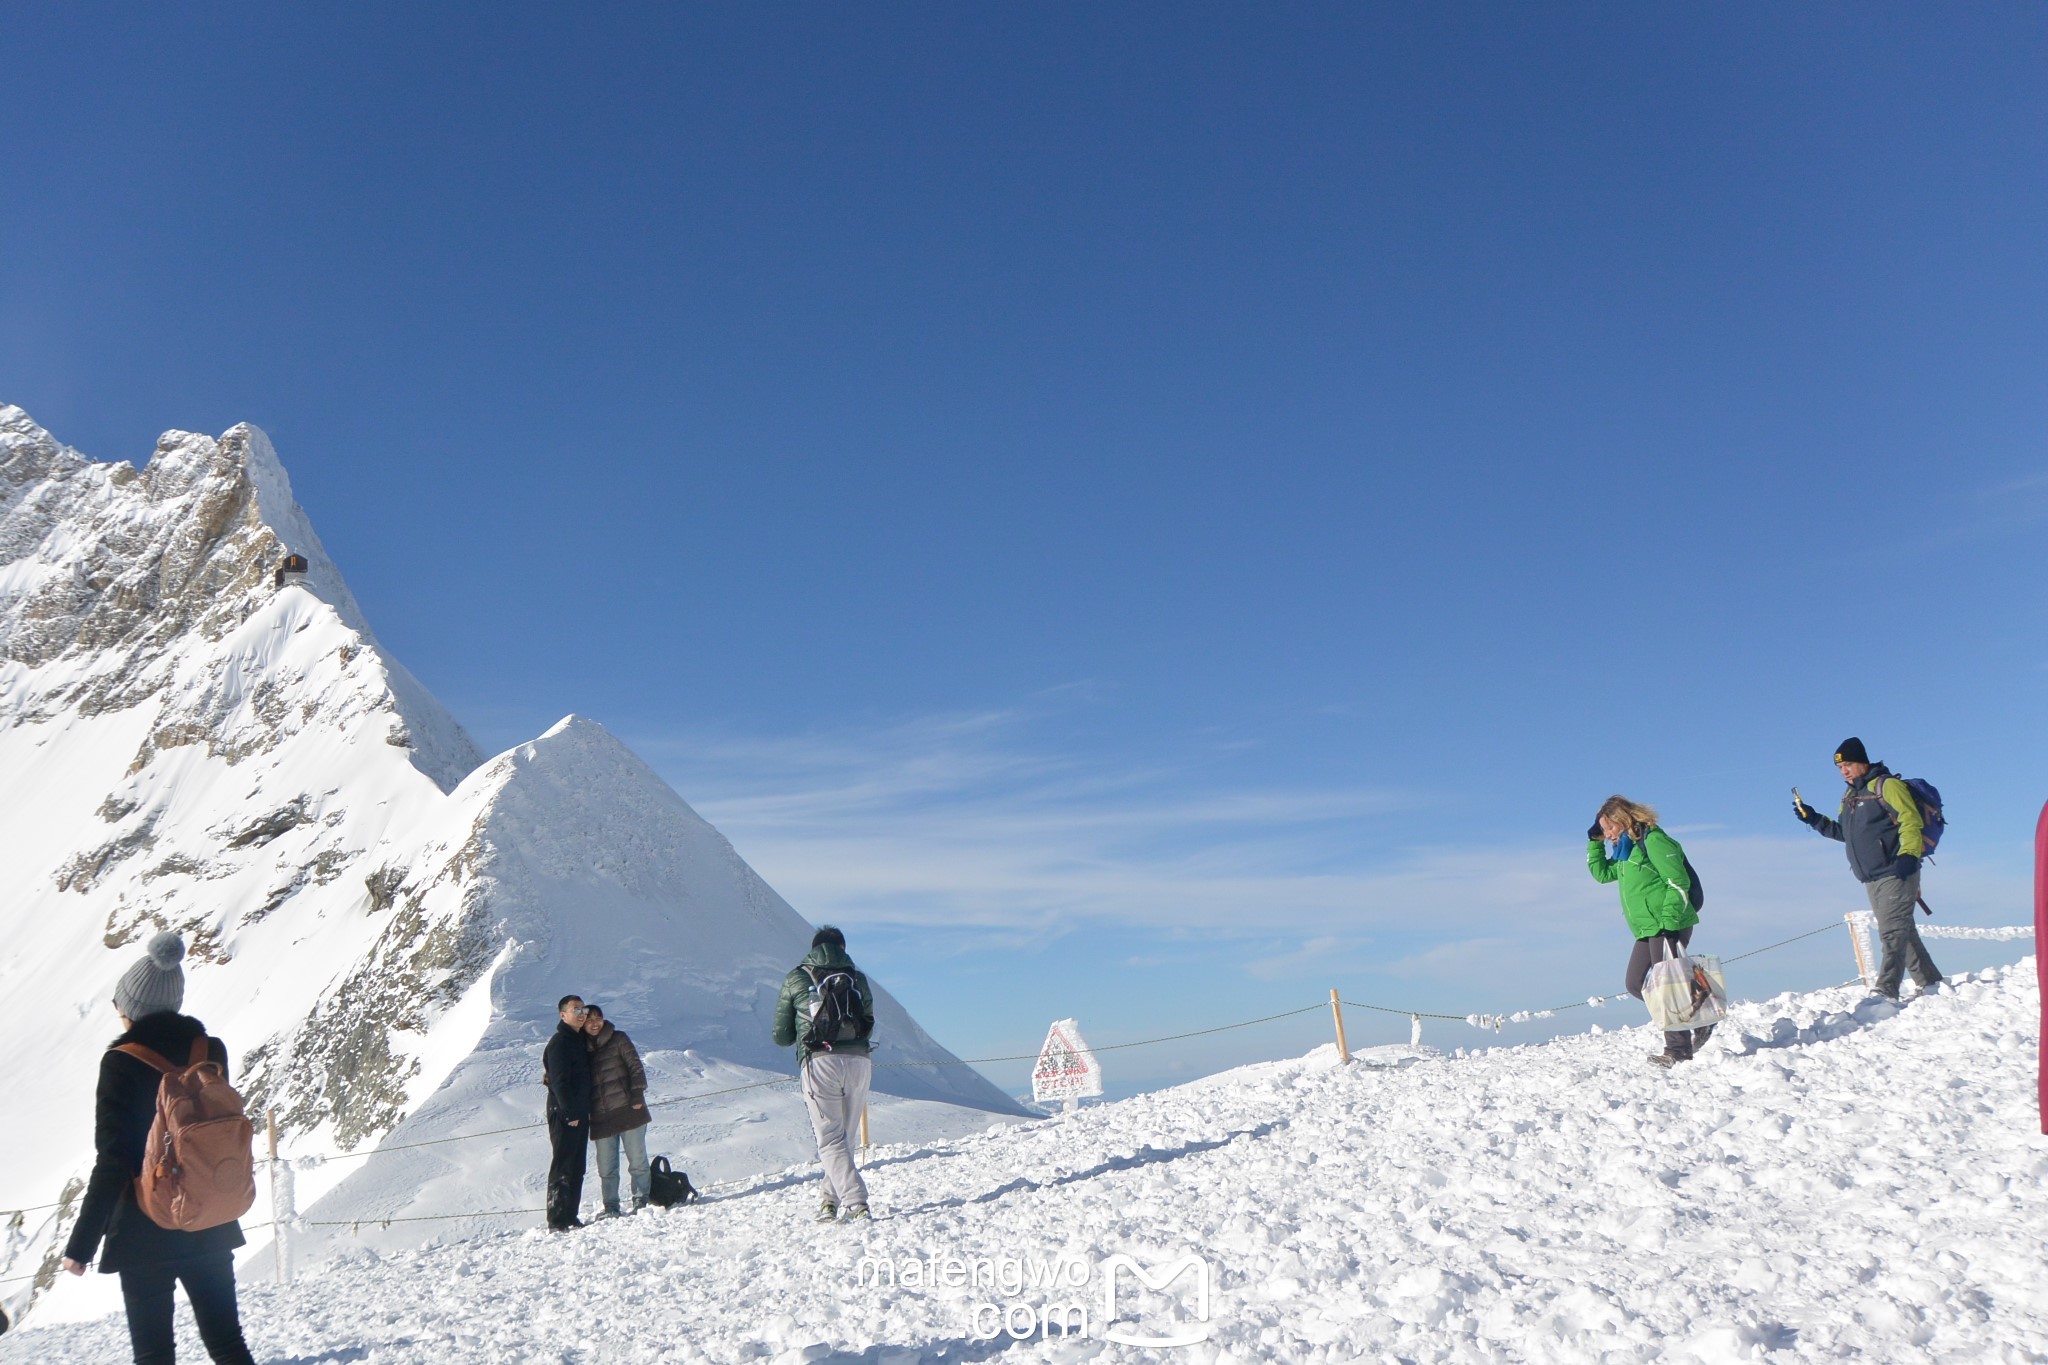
[10,961,2047,1364]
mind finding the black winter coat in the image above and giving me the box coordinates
[1805,763,1921,883]
[63,1012,246,1274]
[585,1024,650,1142]
[543,1020,593,1123]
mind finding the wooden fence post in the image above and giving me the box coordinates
[1846,911,1875,986]
[1330,988,1350,1064]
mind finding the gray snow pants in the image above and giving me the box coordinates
[801,1051,871,1209]
[1865,871,1941,998]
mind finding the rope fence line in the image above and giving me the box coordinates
[247,1076,807,1171]
[0,1223,278,1288]
[1721,921,1848,964]
[1341,1000,1471,1023]
[4,916,2032,1238]
[874,1003,1333,1067]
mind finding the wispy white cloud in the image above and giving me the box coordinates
[1930,466,2048,547]
[634,705,1428,939]
[632,708,2035,980]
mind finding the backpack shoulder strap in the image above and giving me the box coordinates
[113,1043,175,1074]
[187,1036,211,1067]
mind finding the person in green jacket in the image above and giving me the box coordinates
[1586,795,1709,1067]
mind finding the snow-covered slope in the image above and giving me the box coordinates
[0,407,1020,1327]
[9,961,2046,1362]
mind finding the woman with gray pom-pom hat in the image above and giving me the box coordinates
[60,931,258,1365]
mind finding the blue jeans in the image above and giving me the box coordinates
[592,1123,651,1212]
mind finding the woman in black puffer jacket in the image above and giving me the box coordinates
[60,933,255,1365]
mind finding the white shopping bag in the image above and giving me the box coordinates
[1642,939,1728,1032]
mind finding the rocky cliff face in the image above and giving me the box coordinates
[0,407,475,785]
[0,407,1016,1321]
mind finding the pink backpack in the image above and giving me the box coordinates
[113,1038,257,1232]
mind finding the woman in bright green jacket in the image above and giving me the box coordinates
[1586,794,1709,1067]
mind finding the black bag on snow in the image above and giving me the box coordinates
[801,965,869,1051]
[647,1156,697,1208]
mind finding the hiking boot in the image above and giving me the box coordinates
[1648,1052,1679,1068]
[815,1201,839,1223]
[844,1204,872,1221]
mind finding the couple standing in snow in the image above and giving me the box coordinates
[542,996,653,1230]
[1587,735,1944,1068]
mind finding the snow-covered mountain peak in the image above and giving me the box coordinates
[0,409,1016,1328]
[0,408,479,790]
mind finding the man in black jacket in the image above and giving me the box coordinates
[544,995,595,1230]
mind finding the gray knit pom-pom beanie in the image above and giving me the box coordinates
[113,931,187,1019]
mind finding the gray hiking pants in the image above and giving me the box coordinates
[1866,871,1941,997]
[801,1051,871,1209]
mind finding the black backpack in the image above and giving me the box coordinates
[1640,830,1705,912]
[801,965,869,1051]
[647,1156,697,1208]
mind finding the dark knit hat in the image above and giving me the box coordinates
[113,931,187,1019]
[1833,736,1870,766]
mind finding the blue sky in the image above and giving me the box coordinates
[6,4,2044,1097]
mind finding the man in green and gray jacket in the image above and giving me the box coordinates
[1795,736,1942,1000]
[772,926,877,1222]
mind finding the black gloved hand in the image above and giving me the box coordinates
[1892,853,1920,881]
[1792,799,1816,826]
[1587,821,1604,842]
